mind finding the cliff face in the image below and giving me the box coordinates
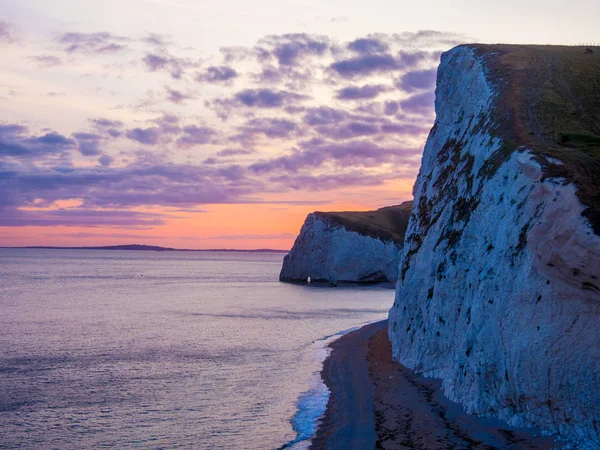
[388,45,600,447]
[280,202,412,284]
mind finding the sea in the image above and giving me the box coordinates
[0,249,394,449]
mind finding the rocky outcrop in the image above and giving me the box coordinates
[389,45,600,447]
[280,203,412,285]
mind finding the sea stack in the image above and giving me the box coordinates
[389,45,600,447]
[280,202,412,285]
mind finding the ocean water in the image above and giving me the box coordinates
[0,249,393,449]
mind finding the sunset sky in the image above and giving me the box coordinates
[1,0,598,249]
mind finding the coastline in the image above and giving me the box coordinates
[311,320,561,449]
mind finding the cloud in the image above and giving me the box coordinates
[176,125,216,147]
[383,101,399,115]
[142,32,172,47]
[257,33,330,65]
[91,118,123,128]
[151,114,181,134]
[0,125,77,158]
[330,49,436,79]
[0,20,16,44]
[216,148,254,157]
[303,107,349,126]
[330,54,398,78]
[268,171,389,191]
[400,90,436,115]
[91,118,123,138]
[347,37,389,54]
[73,132,102,156]
[142,52,197,79]
[0,124,28,135]
[0,30,449,230]
[98,154,114,166]
[30,55,63,67]
[0,158,266,214]
[335,84,388,100]
[316,122,379,139]
[249,139,421,174]
[396,68,437,92]
[236,118,298,140]
[235,88,306,108]
[58,32,129,54]
[196,66,238,83]
[0,208,165,228]
[125,127,161,145]
[165,86,194,104]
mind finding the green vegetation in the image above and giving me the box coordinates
[315,201,413,245]
[470,44,600,234]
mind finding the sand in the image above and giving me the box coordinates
[311,320,562,450]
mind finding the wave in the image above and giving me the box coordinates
[278,324,370,449]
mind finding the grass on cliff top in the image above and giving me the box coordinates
[314,201,413,245]
[469,44,600,234]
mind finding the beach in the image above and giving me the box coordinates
[312,320,561,450]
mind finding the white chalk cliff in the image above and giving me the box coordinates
[280,203,412,284]
[389,45,600,447]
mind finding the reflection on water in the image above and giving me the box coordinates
[0,249,393,449]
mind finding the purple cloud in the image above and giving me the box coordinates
[30,55,63,67]
[90,118,123,138]
[259,33,329,65]
[143,53,169,71]
[236,118,298,140]
[303,107,348,126]
[176,125,216,147]
[381,123,429,135]
[316,122,379,140]
[396,68,437,92]
[73,132,102,156]
[197,66,238,83]
[126,127,161,145]
[249,139,420,174]
[235,88,306,108]
[347,37,389,54]
[384,101,399,115]
[166,87,193,104]
[336,84,388,100]
[0,124,28,135]
[151,114,181,135]
[269,172,389,191]
[142,52,197,79]
[0,208,165,228]
[143,33,172,47]
[0,20,16,44]
[330,54,398,78]
[98,154,114,166]
[0,125,76,158]
[216,148,254,157]
[400,91,435,115]
[397,50,433,67]
[91,118,123,129]
[58,32,129,54]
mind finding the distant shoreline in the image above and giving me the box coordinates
[0,245,288,253]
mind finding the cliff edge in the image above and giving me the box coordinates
[389,45,600,447]
[280,202,412,284]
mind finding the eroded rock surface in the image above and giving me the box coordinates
[389,45,600,448]
[280,203,412,284]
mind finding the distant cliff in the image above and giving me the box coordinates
[389,45,600,447]
[280,202,412,285]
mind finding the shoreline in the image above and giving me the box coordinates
[311,320,561,449]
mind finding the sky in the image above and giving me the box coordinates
[1,0,599,249]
